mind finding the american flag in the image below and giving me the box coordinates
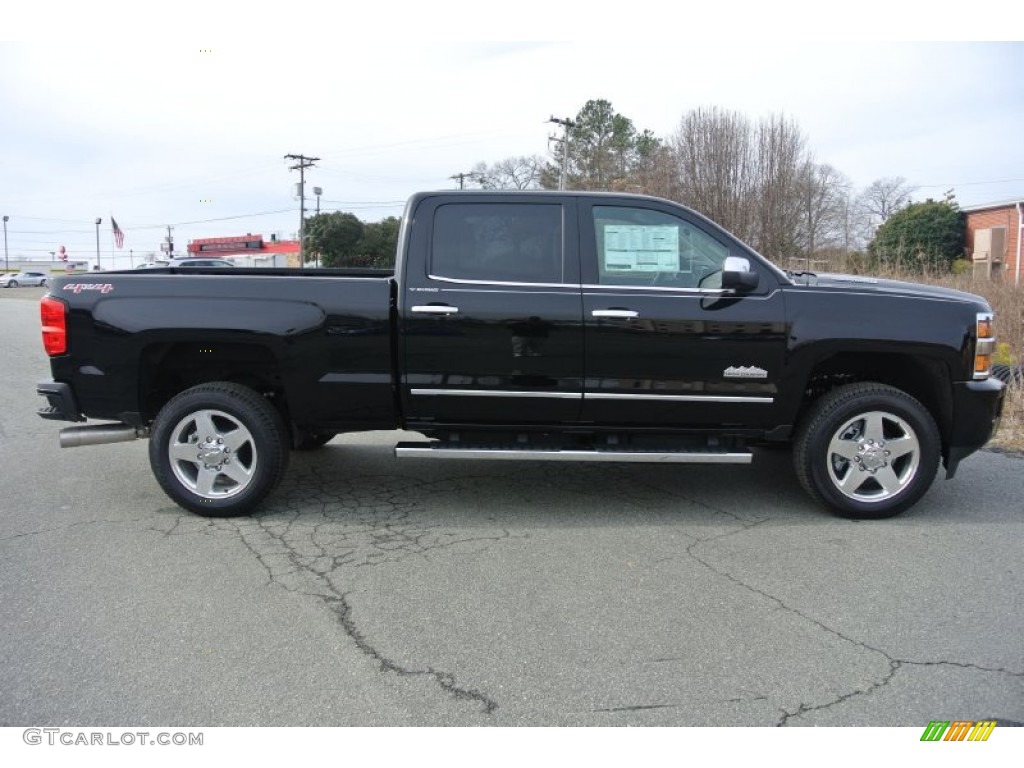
[111,218,125,249]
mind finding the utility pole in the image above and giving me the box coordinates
[450,172,474,190]
[285,153,319,267]
[166,225,175,258]
[94,218,102,269]
[313,187,323,268]
[2,216,8,273]
[547,116,575,190]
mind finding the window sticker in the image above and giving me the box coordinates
[602,225,680,272]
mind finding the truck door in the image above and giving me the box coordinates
[579,199,788,429]
[400,196,584,427]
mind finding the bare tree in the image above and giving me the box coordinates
[632,135,675,199]
[666,108,815,262]
[752,113,808,261]
[837,186,875,256]
[858,176,916,225]
[470,156,545,190]
[669,107,757,242]
[796,161,850,268]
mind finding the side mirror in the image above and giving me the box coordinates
[722,256,759,291]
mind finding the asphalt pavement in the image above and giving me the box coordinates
[1,293,1021,726]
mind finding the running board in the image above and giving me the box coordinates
[394,442,752,464]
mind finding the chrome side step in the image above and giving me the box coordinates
[394,442,752,464]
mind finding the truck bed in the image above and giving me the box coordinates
[47,269,397,431]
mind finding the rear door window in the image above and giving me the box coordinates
[431,203,564,284]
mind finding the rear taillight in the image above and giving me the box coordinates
[41,296,67,356]
[973,312,995,380]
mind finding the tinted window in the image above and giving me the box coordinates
[592,206,730,288]
[432,203,563,283]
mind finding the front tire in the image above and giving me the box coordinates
[794,383,940,519]
[9,280,18,288]
[149,382,290,516]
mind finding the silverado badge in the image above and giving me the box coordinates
[723,365,768,379]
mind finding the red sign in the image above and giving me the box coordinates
[188,235,263,254]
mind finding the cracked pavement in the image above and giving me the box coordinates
[1,297,1022,726]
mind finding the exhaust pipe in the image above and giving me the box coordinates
[59,423,148,448]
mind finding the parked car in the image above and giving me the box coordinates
[2,271,49,287]
[168,257,235,268]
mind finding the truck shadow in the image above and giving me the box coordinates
[250,436,1006,531]
[262,441,823,531]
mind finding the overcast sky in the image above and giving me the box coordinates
[1,34,1022,269]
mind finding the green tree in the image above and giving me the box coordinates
[355,216,400,268]
[542,99,653,191]
[304,212,364,267]
[868,198,965,271]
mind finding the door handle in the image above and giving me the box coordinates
[411,305,460,315]
[592,309,639,319]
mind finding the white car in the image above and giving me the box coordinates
[1,271,49,287]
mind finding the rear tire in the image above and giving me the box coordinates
[149,382,290,516]
[793,383,940,519]
[9,280,18,288]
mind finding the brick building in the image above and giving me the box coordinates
[962,200,1024,285]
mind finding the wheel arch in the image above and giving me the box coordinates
[793,351,954,460]
[139,340,289,426]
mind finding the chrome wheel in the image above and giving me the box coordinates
[826,410,920,503]
[167,408,257,499]
[795,383,939,519]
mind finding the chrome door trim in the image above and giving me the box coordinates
[410,389,582,399]
[409,389,771,403]
[584,393,774,403]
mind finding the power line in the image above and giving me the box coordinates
[316,130,518,159]
[134,209,296,229]
[8,229,95,235]
[4,208,298,235]
[319,200,406,205]
[916,177,1024,189]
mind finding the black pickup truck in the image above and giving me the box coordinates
[37,191,1005,519]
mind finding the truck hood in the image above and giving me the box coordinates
[793,272,988,306]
